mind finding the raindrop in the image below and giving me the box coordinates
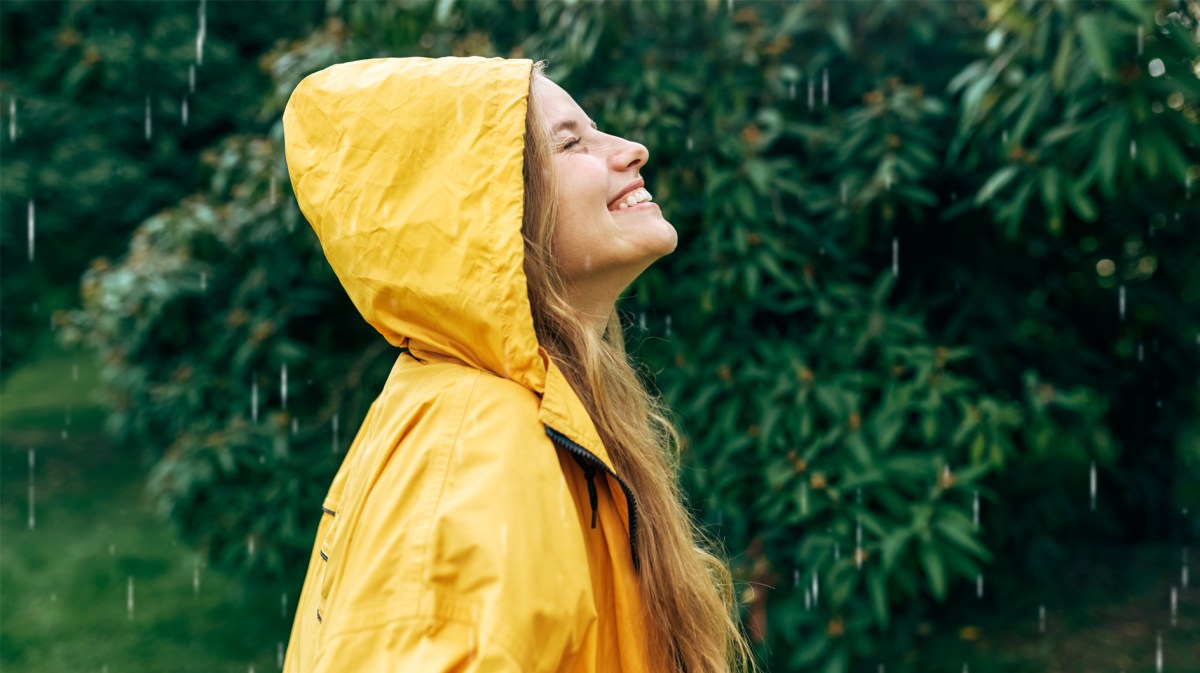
[1138,25,1144,56]
[251,379,260,424]
[855,515,863,569]
[200,271,207,292]
[189,64,196,93]
[821,68,829,106]
[1148,58,1165,77]
[726,0,732,13]
[181,96,188,126]
[1156,632,1163,673]
[332,413,340,454]
[196,0,207,66]
[639,312,647,332]
[665,315,672,338]
[811,572,819,605]
[249,666,255,673]
[800,482,808,515]
[291,417,299,435]
[27,199,35,262]
[804,586,811,610]
[976,574,984,599]
[8,98,15,141]
[807,78,815,112]
[280,363,288,411]
[1119,284,1126,321]
[28,449,35,530]
[1002,129,1009,145]
[248,536,256,558]
[892,237,899,277]
[1130,139,1138,160]
[1090,461,1097,511]
[127,576,135,619]
[277,641,284,668]
[1138,342,1145,362]
[281,593,288,619]
[793,568,800,587]
[1182,547,1189,589]
[1038,605,1045,633]
[193,561,200,594]
[973,489,980,528]
[1170,586,1178,626]
[686,136,693,151]
[962,665,969,673]
[840,181,848,205]
[145,96,153,141]
[834,542,840,561]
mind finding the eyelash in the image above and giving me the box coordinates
[562,137,581,150]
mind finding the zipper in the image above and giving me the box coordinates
[545,425,641,574]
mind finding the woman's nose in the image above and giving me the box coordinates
[611,137,648,172]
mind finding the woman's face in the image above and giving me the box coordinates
[533,76,677,289]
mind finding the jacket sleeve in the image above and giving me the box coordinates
[310,373,598,673]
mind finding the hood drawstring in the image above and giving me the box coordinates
[570,453,599,529]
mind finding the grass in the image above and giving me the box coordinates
[1,340,292,673]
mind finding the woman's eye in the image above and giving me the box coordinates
[562,137,580,150]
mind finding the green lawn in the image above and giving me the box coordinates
[1,341,293,673]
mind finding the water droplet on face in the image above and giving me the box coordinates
[1148,58,1165,77]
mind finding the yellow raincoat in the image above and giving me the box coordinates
[281,56,656,672]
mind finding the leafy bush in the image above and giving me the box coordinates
[57,1,1199,671]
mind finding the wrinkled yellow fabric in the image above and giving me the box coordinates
[281,56,653,673]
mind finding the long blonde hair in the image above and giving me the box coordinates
[521,61,760,673]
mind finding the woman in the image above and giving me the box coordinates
[281,56,757,673]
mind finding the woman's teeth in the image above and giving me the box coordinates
[615,187,653,210]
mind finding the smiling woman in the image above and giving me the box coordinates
[281,56,758,673]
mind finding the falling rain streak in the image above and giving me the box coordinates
[9,98,16,141]
[1119,284,1126,321]
[182,96,189,126]
[189,64,196,94]
[1170,586,1177,626]
[973,489,980,528]
[251,378,259,423]
[1038,605,1045,633]
[127,576,135,619]
[1183,547,1190,589]
[196,0,207,66]
[193,560,201,594]
[976,574,984,599]
[1156,632,1163,673]
[892,237,899,276]
[332,413,340,453]
[1089,461,1097,511]
[280,363,289,410]
[145,96,152,141]
[28,199,35,262]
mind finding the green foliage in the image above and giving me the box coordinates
[52,1,1200,671]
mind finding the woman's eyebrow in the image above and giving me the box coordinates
[551,119,599,134]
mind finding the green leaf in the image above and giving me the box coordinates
[976,165,1019,205]
[919,541,947,600]
[881,528,912,572]
[867,567,890,628]
[1076,14,1115,81]
[934,519,994,561]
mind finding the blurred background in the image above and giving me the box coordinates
[1,0,1198,671]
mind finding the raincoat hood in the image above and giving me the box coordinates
[284,56,543,391]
